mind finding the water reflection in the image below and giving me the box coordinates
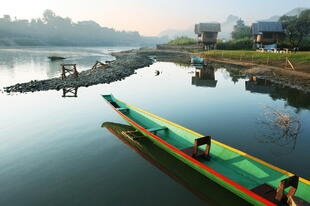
[0,47,119,87]
[62,87,78,98]
[191,65,217,87]
[101,122,250,206]
[245,77,310,111]
[257,105,301,156]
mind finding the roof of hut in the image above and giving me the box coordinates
[251,22,284,35]
[195,23,221,34]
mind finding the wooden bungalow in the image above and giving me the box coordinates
[195,23,221,49]
[251,22,284,49]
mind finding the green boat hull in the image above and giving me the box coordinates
[102,94,310,206]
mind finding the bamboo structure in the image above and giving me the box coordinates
[195,23,221,50]
[61,64,78,80]
[251,22,284,49]
[92,61,109,69]
[62,87,78,97]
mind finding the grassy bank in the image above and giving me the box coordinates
[199,50,310,72]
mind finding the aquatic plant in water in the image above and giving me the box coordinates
[257,105,301,155]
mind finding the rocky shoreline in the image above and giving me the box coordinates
[4,52,153,93]
[4,49,192,94]
[4,50,190,93]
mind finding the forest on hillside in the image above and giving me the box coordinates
[0,10,168,46]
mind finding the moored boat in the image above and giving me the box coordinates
[102,122,251,205]
[191,56,205,64]
[102,94,310,206]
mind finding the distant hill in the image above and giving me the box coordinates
[158,26,195,39]
[158,7,309,40]
[260,7,308,21]
[218,15,239,40]
[0,10,168,47]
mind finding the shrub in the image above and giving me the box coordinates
[217,38,253,50]
[168,36,197,45]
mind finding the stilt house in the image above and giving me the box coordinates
[195,23,221,48]
[251,22,284,49]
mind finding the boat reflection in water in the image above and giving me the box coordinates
[62,87,78,98]
[191,65,217,88]
[102,122,250,206]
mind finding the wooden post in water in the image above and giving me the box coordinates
[62,87,78,97]
[92,61,109,69]
[61,64,78,80]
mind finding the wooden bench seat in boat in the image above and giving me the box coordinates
[250,176,304,206]
[181,136,211,160]
[116,108,129,112]
[147,126,168,133]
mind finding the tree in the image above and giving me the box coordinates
[231,19,251,40]
[43,9,56,23]
[280,9,310,48]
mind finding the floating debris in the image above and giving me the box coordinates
[48,56,66,61]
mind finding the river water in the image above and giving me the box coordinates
[0,47,309,206]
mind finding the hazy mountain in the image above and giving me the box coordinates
[158,7,309,40]
[261,7,308,21]
[158,26,195,39]
[218,15,239,40]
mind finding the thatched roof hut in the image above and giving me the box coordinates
[251,22,284,35]
[195,23,221,46]
[251,22,284,47]
[195,23,221,34]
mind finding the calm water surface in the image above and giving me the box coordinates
[0,47,309,206]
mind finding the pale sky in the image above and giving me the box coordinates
[1,0,310,36]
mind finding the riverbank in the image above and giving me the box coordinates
[3,47,310,94]
[197,50,310,93]
[3,49,191,93]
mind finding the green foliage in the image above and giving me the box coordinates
[231,19,251,40]
[280,9,310,48]
[168,36,197,45]
[217,38,253,50]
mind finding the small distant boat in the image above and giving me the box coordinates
[102,94,310,206]
[191,56,205,64]
[48,56,66,61]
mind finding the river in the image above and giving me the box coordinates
[0,47,309,205]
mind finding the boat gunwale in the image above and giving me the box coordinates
[120,100,310,186]
[103,96,277,206]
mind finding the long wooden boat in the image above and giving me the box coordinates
[102,94,310,206]
[102,122,251,205]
